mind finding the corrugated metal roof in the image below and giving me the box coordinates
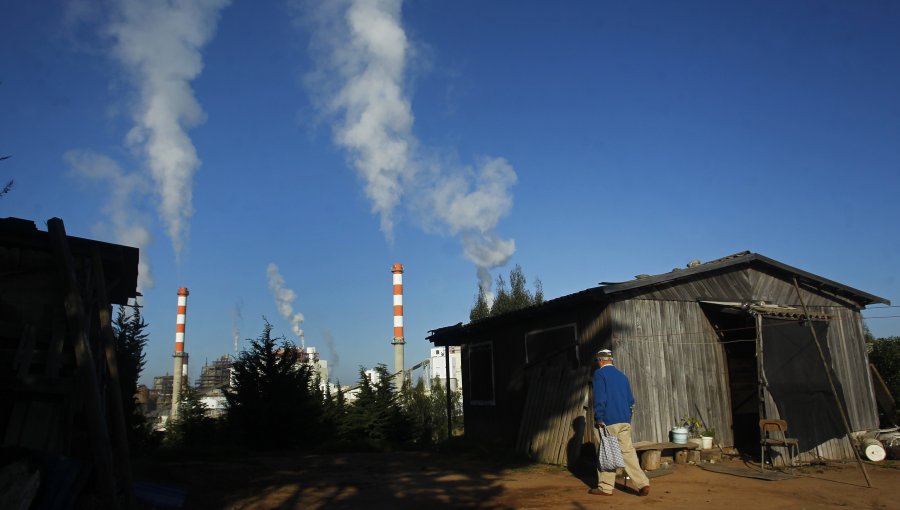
[597,251,888,305]
[428,251,889,344]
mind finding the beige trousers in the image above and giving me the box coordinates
[595,422,649,493]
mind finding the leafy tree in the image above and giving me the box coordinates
[112,303,149,450]
[401,377,435,445]
[870,336,900,424]
[428,378,463,442]
[469,265,545,319]
[225,319,322,449]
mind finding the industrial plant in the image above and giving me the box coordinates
[135,263,459,429]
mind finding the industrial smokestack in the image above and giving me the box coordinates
[171,287,189,420]
[391,264,405,388]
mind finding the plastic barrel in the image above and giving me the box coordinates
[672,427,688,444]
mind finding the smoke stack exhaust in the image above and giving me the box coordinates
[391,264,405,388]
[171,287,189,420]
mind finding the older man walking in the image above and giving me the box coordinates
[589,349,650,497]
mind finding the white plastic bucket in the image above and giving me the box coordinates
[701,436,713,449]
[672,427,688,444]
[862,439,886,462]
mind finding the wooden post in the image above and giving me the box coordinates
[92,247,136,509]
[755,312,768,471]
[48,218,121,509]
[445,342,452,440]
[791,277,872,488]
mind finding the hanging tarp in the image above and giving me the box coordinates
[761,317,849,451]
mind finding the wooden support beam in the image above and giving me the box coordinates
[92,247,136,510]
[47,218,121,509]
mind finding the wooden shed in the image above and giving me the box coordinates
[1,217,139,508]
[428,252,889,466]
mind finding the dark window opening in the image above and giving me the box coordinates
[468,342,495,405]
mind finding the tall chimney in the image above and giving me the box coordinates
[391,264,405,388]
[171,287,189,420]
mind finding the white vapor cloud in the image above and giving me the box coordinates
[106,0,231,257]
[65,149,155,290]
[301,0,414,239]
[296,0,518,291]
[266,263,305,341]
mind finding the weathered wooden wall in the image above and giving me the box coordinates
[607,299,733,446]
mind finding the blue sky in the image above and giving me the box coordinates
[2,0,898,386]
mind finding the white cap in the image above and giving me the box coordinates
[595,349,613,360]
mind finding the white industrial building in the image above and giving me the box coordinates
[427,346,462,392]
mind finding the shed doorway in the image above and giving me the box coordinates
[701,304,760,455]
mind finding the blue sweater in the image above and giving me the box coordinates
[593,364,635,425]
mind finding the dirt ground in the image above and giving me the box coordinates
[135,451,900,509]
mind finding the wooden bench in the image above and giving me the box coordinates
[634,441,699,470]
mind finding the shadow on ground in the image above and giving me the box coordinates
[136,451,517,509]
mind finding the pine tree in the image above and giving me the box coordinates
[342,365,413,448]
[113,303,149,450]
[225,319,321,449]
[508,265,533,310]
[166,386,214,449]
[469,286,491,321]
[491,274,513,315]
[534,277,544,305]
[469,266,545,319]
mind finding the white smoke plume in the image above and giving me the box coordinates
[65,150,156,290]
[300,0,414,239]
[105,0,231,257]
[323,330,340,372]
[296,0,517,290]
[266,263,305,341]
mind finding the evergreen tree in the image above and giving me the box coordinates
[112,303,149,450]
[166,386,215,449]
[469,286,491,321]
[491,274,513,316]
[469,266,545,319]
[534,277,544,305]
[225,319,322,449]
[508,265,533,310]
[342,365,413,448]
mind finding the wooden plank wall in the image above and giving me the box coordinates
[516,362,591,465]
[825,307,878,430]
[608,299,733,446]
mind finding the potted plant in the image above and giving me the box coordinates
[700,428,716,449]
[681,417,703,447]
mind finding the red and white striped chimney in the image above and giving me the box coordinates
[391,264,405,387]
[171,287,189,420]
